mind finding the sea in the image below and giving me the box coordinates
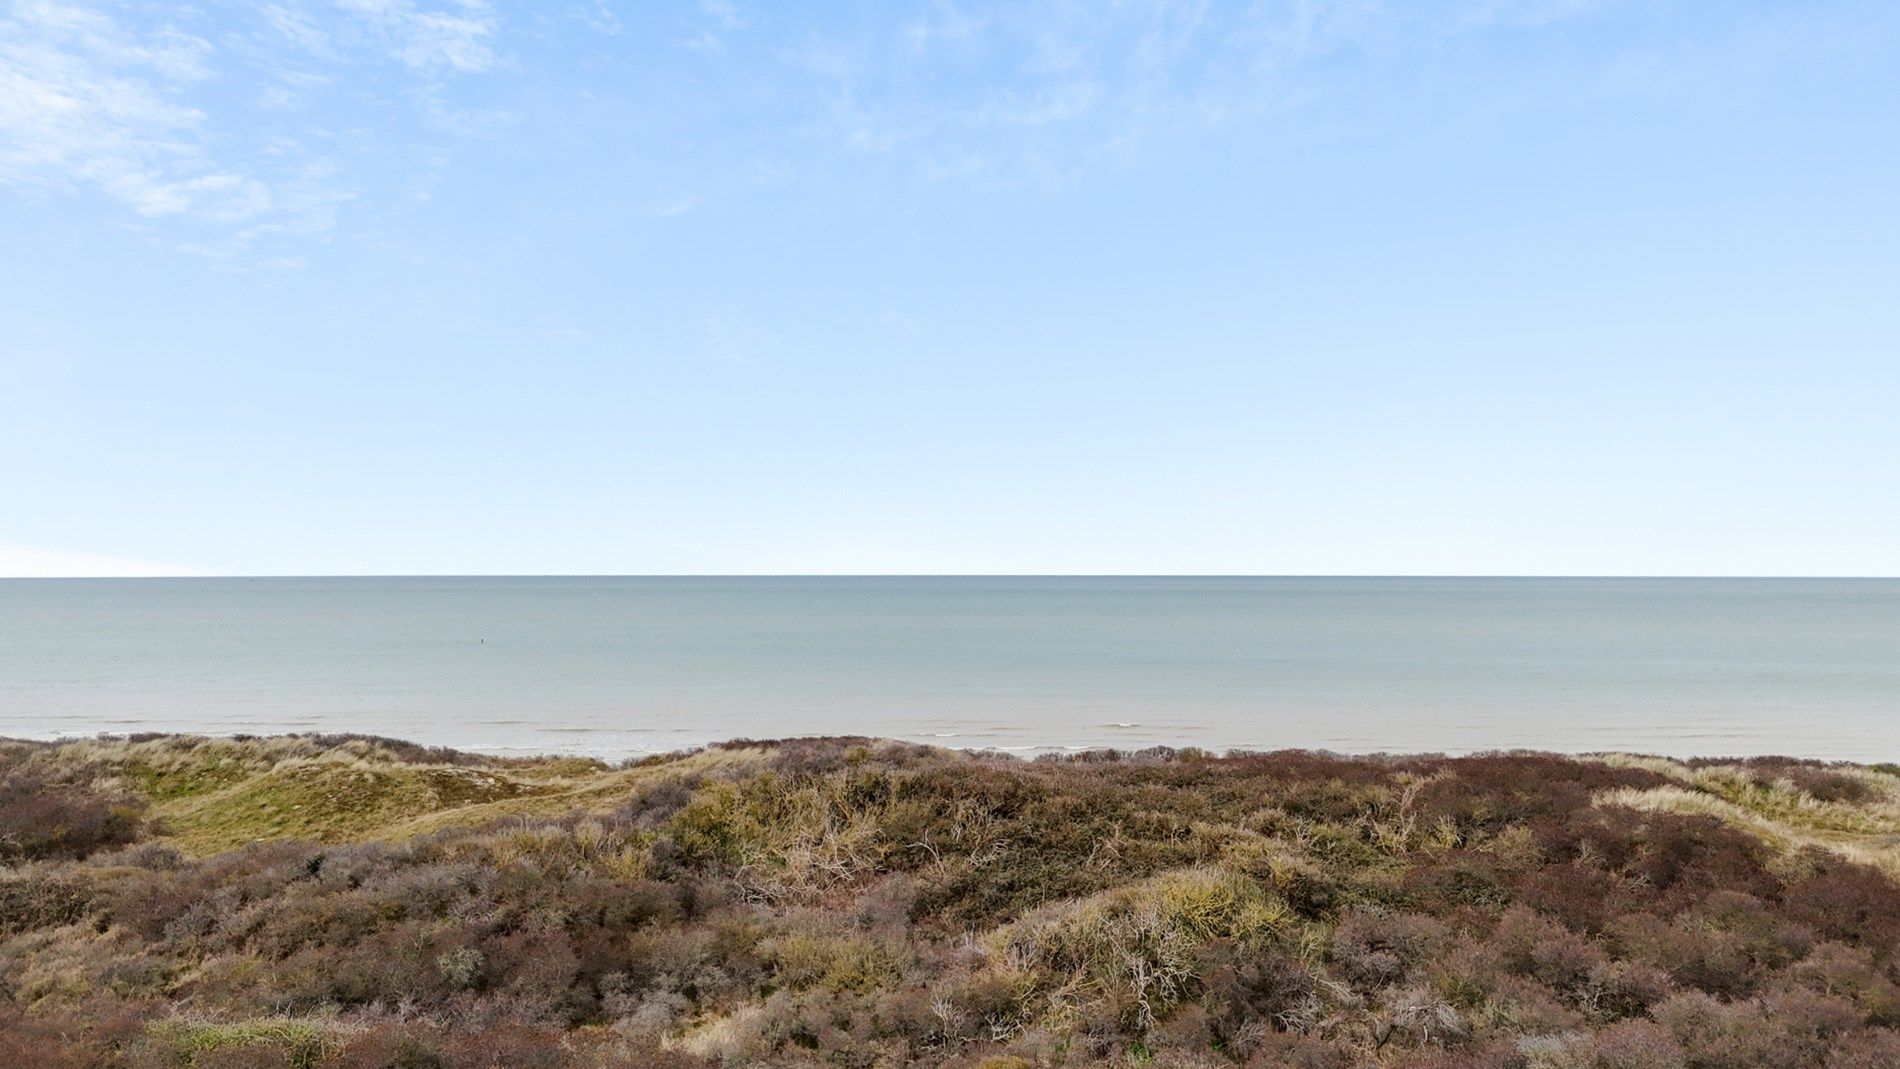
[1,577,1895,761]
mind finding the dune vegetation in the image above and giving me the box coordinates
[5,734,1900,1068]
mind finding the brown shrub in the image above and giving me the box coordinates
[1588,1019,1686,1069]
[1489,906,1609,996]
[0,870,93,935]
[1782,942,1900,1025]
[1652,988,1860,1069]
[0,999,151,1069]
[0,767,144,862]
[1784,859,1900,950]
[1332,909,1451,988]
[1823,1028,1900,1069]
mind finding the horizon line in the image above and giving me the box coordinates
[4,573,1897,581]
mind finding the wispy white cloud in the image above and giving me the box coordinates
[699,0,747,32]
[1458,0,1606,29]
[702,310,782,365]
[778,0,1608,187]
[579,0,623,37]
[0,0,1630,246]
[778,3,1302,185]
[681,0,750,52]
[0,2,256,219]
[655,193,701,217]
[0,0,501,254]
[329,0,497,74]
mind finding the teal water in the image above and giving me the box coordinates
[0,577,1895,760]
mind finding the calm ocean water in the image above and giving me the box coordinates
[1,577,1895,760]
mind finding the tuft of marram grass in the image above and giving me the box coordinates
[986,866,1293,1031]
[147,1017,337,1069]
[1591,754,1900,875]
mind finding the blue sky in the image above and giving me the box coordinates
[3,0,1897,576]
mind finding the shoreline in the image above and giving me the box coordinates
[8,575,1898,764]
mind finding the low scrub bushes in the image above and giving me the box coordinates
[0,763,145,863]
[7,734,1900,1067]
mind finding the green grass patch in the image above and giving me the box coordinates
[153,759,551,852]
[148,1018,335,1068]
